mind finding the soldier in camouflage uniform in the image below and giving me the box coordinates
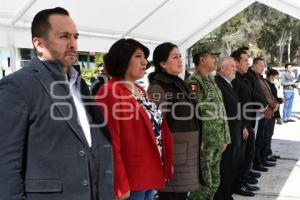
[187,51,231,200]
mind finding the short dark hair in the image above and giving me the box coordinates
[149,42,178,82]
[253,57,265,65]
[193,53,202,66]
[31,7,69,39]
[237,46,249,52]
[104,38,149,78]
[230,50,248,62]
[285,63,292,68]
[193,52,214,66]
[266,69,279,77]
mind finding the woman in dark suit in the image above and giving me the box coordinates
[148,42,204,200]
[95,38,173,200]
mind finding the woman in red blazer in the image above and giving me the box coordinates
[95,38,173,200]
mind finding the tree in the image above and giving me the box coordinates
[190,2,300,66]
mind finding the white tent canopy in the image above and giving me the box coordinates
[1,0,300,68]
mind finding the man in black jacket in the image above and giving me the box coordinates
[250,58,279,171]
[214,57,243,200]
[0,7,113,200]
[231,50,268,197]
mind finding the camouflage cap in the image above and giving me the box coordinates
[192,43,220,66]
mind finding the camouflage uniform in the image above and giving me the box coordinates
[186,71,231,200]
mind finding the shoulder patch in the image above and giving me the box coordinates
[191,84,198,92]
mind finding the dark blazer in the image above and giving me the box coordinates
[91,75,107,96]
[232,71,268,129]
[247,68,268,107]
[148,71,204,192]
[215,74,242,147]
[0,57,113,200]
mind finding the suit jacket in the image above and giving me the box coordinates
[95,78,173,197]
[247,68,268,107]
[215,74,242,147]
[232,71,268,129]
[0,57,114,200]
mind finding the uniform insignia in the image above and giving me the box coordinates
[191,84,197,91]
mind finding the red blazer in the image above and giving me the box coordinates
[95,78,173,197]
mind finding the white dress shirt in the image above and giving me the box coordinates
[68,67,92,147]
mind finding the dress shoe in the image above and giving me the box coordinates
[249,170,261,178]
[271,154,280,159]
[287,119,296,122]
[234,186,255,197]
[262,161,276,167]
[253,164,268,172]
[245,184,260,191]
[276,119,283,125]
[266,157,277,162]
[247,176,258,184]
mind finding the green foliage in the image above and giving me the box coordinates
[190,2,300,66]
[81,67,99,84]
[95,52,105,67]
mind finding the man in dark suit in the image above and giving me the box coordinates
[250,57,278,171]
[213,57,243,200]
[0,7,113,200]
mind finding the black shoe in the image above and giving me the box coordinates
[245,184,260,191]
[249,171,261,178]
[262,161,276,167]
[253,165,268,172]
[247,176,258,184]
[271,154,280,159]
[287,119,296,122]
[234,186,255,197]
[266,157,277,162]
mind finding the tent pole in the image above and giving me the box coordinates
[121,0,171,38]
[11,0,38,26]
[8,27,16,72]
[8,0,37,72]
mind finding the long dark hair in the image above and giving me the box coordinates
[148,42,178,82]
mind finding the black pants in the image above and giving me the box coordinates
[254,118,273,166]
[233,128,255,189]
[214,145,241,200]
[262,118,276,160]
[158,192,188,200]
[240,129,255,184]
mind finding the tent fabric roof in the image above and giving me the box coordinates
[1,0,300,53]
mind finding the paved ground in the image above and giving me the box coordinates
[234,89,300,200]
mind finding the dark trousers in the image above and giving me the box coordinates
[240,129,255,184]
[254,118,273,166]
[262,118,276,160]
[158,192,188,200]
[214,145,240,200]
[233,129,255,189]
